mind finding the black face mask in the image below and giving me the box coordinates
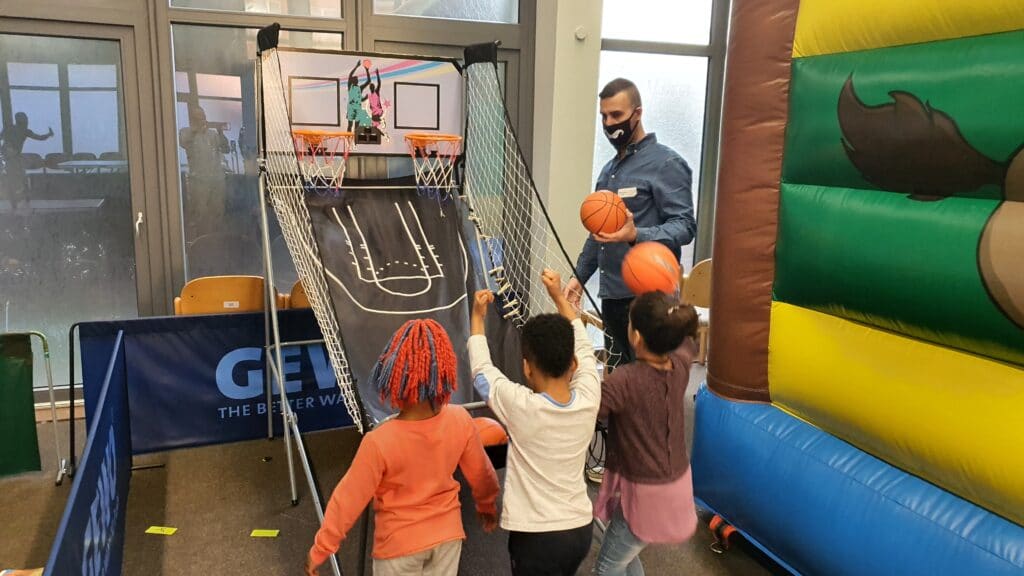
[604,110,637,149]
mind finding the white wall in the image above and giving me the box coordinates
[531,0,603,260]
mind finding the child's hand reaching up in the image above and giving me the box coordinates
[541,269,562,299]
[541,269,578,320]
[478,510,499,533]
[471,290,494,336]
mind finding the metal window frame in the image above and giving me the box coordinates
[599,0,731,264]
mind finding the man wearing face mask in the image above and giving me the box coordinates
[564,78,697,367]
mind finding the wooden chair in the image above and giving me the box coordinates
[681,258,712,364]
[173,275,285,315]
[288,279,310,309]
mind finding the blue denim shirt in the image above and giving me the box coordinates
[574,133,696,300]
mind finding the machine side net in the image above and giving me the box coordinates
[259,49,364,432]
[462,58,617,362]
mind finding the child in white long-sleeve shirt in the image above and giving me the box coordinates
[468,269,600,576]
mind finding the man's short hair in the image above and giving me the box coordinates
[599,78,642,108]
[521,313,575,378]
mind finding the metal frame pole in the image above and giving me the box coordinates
[254,54,298,506]
[28,331,67,485]
[258,160,299,506]
[256,59,276,441]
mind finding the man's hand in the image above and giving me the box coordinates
[304,555,319,576]
[594,210,637,244]
[471,290,493,336]
[564,278,583,309]
[478,511,499,533]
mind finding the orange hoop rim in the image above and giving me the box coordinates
[404,133,463,147]
[292,129,354,147]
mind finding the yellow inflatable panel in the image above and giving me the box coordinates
[793,0,1024,58]
[768,302,1024,526]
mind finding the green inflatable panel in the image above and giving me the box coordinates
[774,183,1024,367]
[0,333,41,476]
[784,29,1024,199]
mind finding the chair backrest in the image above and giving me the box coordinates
[72,152,97,161]
[21,152,44,170]
[681,258,712,308]
[174,275,266,315]
[99,151,123,161]
[44,153,67,170]
[289,279,310,309]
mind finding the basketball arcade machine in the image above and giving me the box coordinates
[254,23,609,574]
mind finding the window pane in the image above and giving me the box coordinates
[196,73,242,98]
[592,52,708,271]
[9,89,63,156]
[602,0,712,46]
[71,91,120,155]
[7,62,59,87]
[171,0,341,18]
[1,34,135,390]
[171,24,343,290]
[374,0,518,24]
[69,64,117,88]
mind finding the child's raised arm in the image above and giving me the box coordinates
[541,269,578,321]
[471,290,493,336]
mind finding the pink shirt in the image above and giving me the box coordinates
[594,467,698,544]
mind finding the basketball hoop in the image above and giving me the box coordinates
[405,133,462,201]
[292,129,353,195]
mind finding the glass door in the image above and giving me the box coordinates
[0,26,149,394]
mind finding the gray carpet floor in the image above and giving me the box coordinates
[1,366,787,575]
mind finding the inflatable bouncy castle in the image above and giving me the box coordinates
[692,1,1024,573]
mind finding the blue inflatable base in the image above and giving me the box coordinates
[691,384,1024,576]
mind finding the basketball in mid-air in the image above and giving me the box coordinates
[622,242,681,295]
[579,190,628,235]
[362,58,372,68]
[473,417,508,446]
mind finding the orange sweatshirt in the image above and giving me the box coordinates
[309,405,500,565]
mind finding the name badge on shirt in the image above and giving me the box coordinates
[617,187,638,199]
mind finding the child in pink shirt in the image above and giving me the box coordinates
[306,319,500,576]
[593,292,700,575]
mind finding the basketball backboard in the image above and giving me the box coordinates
[277,48,463,156]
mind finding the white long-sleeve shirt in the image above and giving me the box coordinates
[468,318,600,532]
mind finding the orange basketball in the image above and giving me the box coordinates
[473,416,508,446]
[362,58,372,68]
[580,190,628,235]
[622,242,681,295]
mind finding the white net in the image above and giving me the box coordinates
[259,49,365,432]
[406,134,462,203]
[464,58,616,359]
[292,129,353,196]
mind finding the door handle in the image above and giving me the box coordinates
[135,211,144,236]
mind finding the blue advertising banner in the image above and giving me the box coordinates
[46,332,130,576]
[79,310,354,454]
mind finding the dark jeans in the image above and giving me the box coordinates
[602,297,635,369]
[508,522,594,576]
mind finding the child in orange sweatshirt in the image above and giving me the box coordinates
[305,319,500,576]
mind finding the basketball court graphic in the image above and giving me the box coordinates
[303,186,475,422]
[324,199,469,311]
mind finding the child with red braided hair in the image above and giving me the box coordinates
[305,319,500,576]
